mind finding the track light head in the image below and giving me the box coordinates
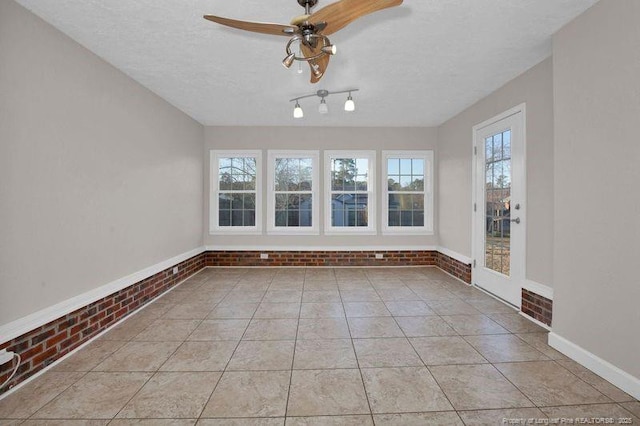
[293,101,304,118]
[321,44,337,55]
[344,93,355,112]
[282,52,296,69]
[318,98,329,114]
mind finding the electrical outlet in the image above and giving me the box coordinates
[172,267,179,275]
[375,253,384,259]
[260,253,269,259]
[0,349,15,365]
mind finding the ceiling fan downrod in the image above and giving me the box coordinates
[297,0,319,14]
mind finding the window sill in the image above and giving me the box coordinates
[324,229,378,236]
[209,229,263,236]
[381,229,434,236]
[266,229,320,236]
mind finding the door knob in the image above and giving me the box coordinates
[510,217,521,224]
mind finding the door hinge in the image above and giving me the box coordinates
[473,259,476,268]
[474,146,477,155]
[474,203,477,212]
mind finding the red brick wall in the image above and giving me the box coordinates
[205,250,438,267]
[436,252,472,284]
[0,253,204,393]
[521,288,553,326]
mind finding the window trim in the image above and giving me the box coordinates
[324,150,377,235]
[381,150,434,235]
[267,150,320,235]
[209,149,262,235]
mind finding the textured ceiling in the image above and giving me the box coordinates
[15,0,597,127]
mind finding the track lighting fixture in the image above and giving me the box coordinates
[290,88,358,119]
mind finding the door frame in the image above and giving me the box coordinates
[471,103,527,308]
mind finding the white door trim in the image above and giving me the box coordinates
[471,103,527,307]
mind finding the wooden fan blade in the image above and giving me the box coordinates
[310,0,402,35]
[203,15,297,36]
[300,42,331,84]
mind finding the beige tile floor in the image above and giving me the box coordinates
[1,267,638,425]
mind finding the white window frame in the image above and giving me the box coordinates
[210,150,262,235]
[267,150,320,235]
[324,150,377,235]
[381,150,434,235]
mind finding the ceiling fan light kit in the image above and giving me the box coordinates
[290,89,358,118]
[203,0,403,83]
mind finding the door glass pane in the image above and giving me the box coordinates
[484,130,511,276]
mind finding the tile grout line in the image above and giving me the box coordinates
[283,274,305,420]
[343,270,381,422]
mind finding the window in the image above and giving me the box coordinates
[382,151,433,234]
[325,151,376,234]
[267,151,319,234]
[210,150,262,234]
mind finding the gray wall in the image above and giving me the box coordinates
[552,0,640,378]
[0,1,204,325]
[204,126,438,248]
[437,58,555,286]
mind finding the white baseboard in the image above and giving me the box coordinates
[0,246,206,344]
[549,332,640,400]
[205,245,438,252]
[523,279,554,300]
[518,311,551,331]
[435,246,472,265]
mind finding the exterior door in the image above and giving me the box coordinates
[472,105,526,307]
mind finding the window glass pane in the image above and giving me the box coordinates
[219,157,233,190]
[412,159,424,175]
[331,158,367,192]
[355,177,367,191]
[399,158,412,174]
[503,131,511,158]
[412,211,424,227]
[331,194,368,227]
[299,158,313,190]
[219,194,231,210]
[218,173,256,226]
[231,209,243,226]
[411,176,425,191]
[400,175,412,190]
[275,193,288,210]
[331,159,348,191]
[388,210,400,227]
[244,194,256,210]
[219,210,230,227]
[215,154,259,229]
[272,155,315,229]
[300,193,313,227]
[493,133,503,161]
[387,193,425,227]
[388,176,400,191]
[287,210,300,227]
[388,158,400,175]
[273,193,313,228]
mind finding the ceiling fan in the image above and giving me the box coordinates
[203,0,403,84]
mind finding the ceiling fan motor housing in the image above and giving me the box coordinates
[298,0,319,9]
